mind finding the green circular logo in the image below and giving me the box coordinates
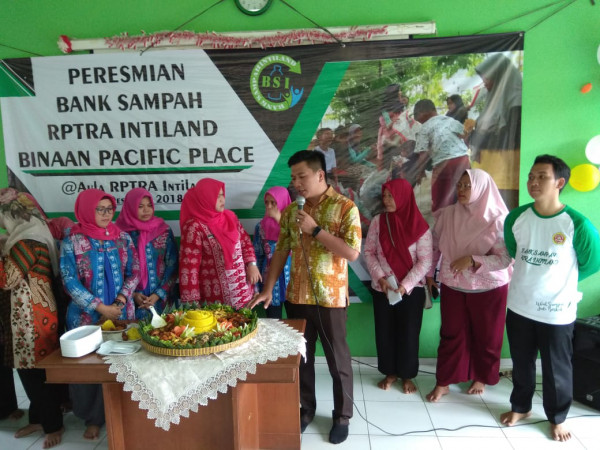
[250,54,304,112]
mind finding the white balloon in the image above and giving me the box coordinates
[585,135,600,164]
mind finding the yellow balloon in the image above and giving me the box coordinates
[569,164,600,192]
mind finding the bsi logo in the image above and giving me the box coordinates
[250,54,304,111]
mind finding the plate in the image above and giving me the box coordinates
[102,323,140,342]
[97,340,142,356]
[98,319,129,333]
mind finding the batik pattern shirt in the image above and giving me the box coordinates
[129,228,178,318]
[0,240,58,368]
[60,231,140,329]
[253,222,291,307]
[179,218,256,309]
[276,186,362,308]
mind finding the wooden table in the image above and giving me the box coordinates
[39,319,305,450]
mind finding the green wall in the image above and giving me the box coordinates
[1,0,600,356]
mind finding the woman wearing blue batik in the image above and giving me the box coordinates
[253,186,291,319]
[60,188,139,440]
[116,188,178,319]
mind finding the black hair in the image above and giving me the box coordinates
[446,94,464,108]
[533,154,570,191]
[413,99,436,116]
[316,127,332,139]
[288,150,327,175]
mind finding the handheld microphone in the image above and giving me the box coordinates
[296,196,305,234]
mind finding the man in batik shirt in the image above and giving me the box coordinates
[250,150,361,445]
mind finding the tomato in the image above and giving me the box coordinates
[173,326,184,337]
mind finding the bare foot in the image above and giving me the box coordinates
[83,424,100,440]
[402,378,417,394]
[43,427,64,449]
[8,409,24,420]
[377,375,397,390]
[467,381,485,395]
[500,410,532,426]
[426,385,449,402]
[550,422,571,442]
[15,423,43,438]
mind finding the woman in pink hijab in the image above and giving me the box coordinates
[179,178,261,309]
[60,189,140,440]
[252,186,292,319]
[426,169,513,402]
[116,188,178,319]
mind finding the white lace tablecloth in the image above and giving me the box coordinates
[103,319,306,431]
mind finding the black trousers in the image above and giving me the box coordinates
[70,384,105,427]
[17,368,63,433]
[372,287,425,379]
[0,365,18,419]
[506,309,574,425]
[285,302,353,423]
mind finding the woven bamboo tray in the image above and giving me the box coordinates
[141,326,258,357]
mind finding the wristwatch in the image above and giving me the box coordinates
[311,226,322,238]
[247,261,257,266]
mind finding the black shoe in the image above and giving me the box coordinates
[329,423,349,444]
[300,414,314,433]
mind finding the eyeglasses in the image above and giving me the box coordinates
[456,183,471,190]
[95,207,114,216]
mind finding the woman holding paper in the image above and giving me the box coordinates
[364,178,432,393]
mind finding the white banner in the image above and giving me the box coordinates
[0,50,279,213]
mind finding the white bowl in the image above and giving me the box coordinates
[60,325,103,358]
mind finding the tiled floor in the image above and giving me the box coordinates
[2,358,600,449]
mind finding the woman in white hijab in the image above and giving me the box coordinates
[0,188,63,448]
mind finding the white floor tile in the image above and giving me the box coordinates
[301,432,370,449]
[365,400,435,436]
[369,434,442,449]
[437,436,513,449]
[302,399,369,436]
[479,377,516,404]
[3,360,600,449]
[94,435,109,450]
[426,402,505,437]
[507,436,586,449]
[0,431,41,450]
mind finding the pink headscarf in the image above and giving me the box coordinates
[179,178,239,270]
[434,169,508,262]
[116,188,168,289]
[70,189,121,241]
[261,186,291,241]
[47,217,75,241]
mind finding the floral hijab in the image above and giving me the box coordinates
[0,188,59,274]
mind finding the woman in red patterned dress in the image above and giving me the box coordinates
[179,178,261,309]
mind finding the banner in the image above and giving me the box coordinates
[1,33,523,298]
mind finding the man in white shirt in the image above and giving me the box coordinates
[314,127,338,186]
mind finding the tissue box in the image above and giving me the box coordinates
[60,325,103,358]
